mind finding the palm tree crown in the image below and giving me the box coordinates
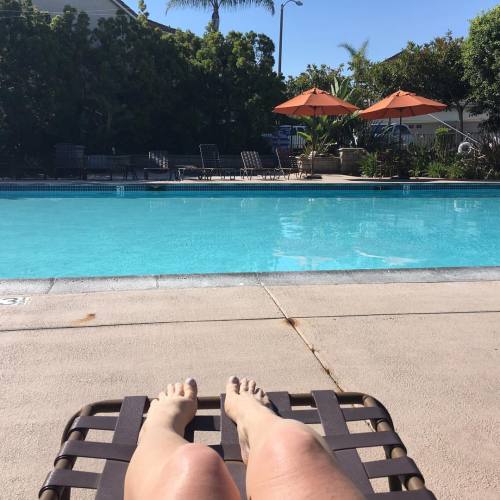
[166,0,275,32]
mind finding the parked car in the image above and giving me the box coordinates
[263,125,307,151]
[371,123,414,146]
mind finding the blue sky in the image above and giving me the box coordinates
[136,0,498,77]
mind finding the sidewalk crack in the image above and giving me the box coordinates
[260,283,343,392]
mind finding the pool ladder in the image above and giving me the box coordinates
[116,185,125,197]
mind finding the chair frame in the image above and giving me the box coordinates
[240,150,265,179]
[275,149,300,179]
[39,391,436,500]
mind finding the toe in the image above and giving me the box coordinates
[175,382,184,396]
[240,377,249,392]
[248,379,257,394]
[158,391,167,400]
[167,384,175,397]
[184,378,197,399]
[226,376,240,394]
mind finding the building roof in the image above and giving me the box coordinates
[383,50,404,63]
[110,0,175,32]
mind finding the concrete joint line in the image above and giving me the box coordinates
[46,278,55,294]
[260,283,343,392]
[0,315,285,334]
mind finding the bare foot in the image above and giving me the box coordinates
[224,376,275,463]
[140,378,198,441]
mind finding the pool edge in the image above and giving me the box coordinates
[2,266,500,295]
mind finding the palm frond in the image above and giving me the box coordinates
[359,39,369,57]
[338,42,356,57]
[220,0,275,14]
[166,0,214,13]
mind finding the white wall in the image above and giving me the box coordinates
[380,107,488,136]
[34,0,133,28]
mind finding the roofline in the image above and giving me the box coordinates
[383,50,404,63]
[109,0,137,18]
[109,0,176,32]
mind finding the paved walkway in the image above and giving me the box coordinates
[1,280,499,499]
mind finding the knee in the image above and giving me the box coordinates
[265,421,328,458]
[169,443,226,476]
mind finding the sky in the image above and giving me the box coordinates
[134,0,498,77]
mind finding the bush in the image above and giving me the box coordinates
[426,161,448,178]
[446,160,469,179]
[434,127,456,163]
[360,152,379,177]
[408,142,433,177]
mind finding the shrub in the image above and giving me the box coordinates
[446,160,469,179]
[360,152,379,177]
[426,161,448,178]
[408,143,433,177]
[434,127,456,163]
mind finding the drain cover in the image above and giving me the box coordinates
[0,297,30,306]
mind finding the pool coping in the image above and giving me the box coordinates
[2,266,500,295]
[2,180,500,192]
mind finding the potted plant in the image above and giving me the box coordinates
[297,117,340,177]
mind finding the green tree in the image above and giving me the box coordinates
[372,34,472,131]
[191,29,283,151]
[0,0,57,155]
[138,0,149,19]
[49,6,92,145]
[0,0,283,158]
[338,39,375,104]
[463,5,500,130]
[285,64,344,98]
[165,0,275,32]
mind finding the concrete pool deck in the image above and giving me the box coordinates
[2,174,500,185]
[1,278,499,499]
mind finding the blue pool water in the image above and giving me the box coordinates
[1,188,500,278]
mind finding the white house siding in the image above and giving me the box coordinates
[380,107,488,136]
[34,0,134,28]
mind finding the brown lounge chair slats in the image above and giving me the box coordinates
[39,391,436,500]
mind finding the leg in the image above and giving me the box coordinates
[125,379,240,500]
[225,377,364,500]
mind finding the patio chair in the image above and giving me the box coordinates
[144,151,175,180]
[275,149,299,179]
[240,151,265,179]
[39,390,436,500]
[198,144,218,180]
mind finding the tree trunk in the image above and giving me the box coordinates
[211,2,220,31]
[456,104,464,133]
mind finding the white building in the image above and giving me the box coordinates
[34,0,174,30]
[382,106,488,138]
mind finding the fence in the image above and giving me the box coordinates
[412,132,482,147]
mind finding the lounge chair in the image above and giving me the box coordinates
[276,148,301,179]
[240,151,265,179]
[144,151,175,180]
[39,390,436,500]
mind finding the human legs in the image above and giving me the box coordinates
[125,379,240,500]
[224,377,364,500]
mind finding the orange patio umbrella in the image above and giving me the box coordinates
[359,90,447,148]
[273,87,359,178]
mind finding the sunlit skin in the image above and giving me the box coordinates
[125,377,364,500]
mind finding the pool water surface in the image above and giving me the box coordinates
[1,188,500,278]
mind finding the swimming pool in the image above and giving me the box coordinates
[1,185,500,278]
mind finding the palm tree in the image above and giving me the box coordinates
[166,0,275,32]
[339,39,375,104]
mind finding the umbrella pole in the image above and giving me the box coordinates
[398,110,409,179]
[399,112,402,151]
[311,114,317,176]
